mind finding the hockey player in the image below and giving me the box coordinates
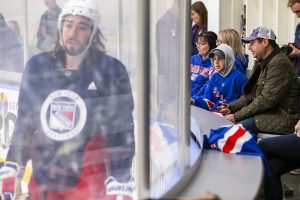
[190,31,217,98]
[3,0,135,199]
[191,44,247,112]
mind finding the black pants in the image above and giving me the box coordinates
[239,117,259,134]
[258,134,300,200]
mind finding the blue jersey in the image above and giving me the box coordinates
[190,54,214,97]
[293,23,300,76]
[7,48,135,191]
[194,67,247,111]
[234,54,249,74]
[191,81,208,101]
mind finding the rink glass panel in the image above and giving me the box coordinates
[0,0,200,198]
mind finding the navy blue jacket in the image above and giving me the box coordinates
[7,48,135,190]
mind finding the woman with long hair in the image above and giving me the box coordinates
[191,1,208,55]
[217,29,249,74]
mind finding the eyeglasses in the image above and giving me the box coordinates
[196,42,208,48]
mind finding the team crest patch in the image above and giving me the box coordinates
[40,90,87,141]
[49,101,76,130]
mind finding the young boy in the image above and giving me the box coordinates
[192,44,247,112]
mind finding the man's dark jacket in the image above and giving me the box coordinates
[229,48,299,134]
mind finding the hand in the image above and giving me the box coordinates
[225,114,236,123]
[217,103,231,116]
[294,120,300,137]
[288,43,300,58]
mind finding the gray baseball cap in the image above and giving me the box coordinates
[209,49,225,59]
[242,26,276,43]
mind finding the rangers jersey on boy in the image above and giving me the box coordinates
[194,69,247,111]
[193,44,247,112]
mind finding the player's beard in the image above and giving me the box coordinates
[65,43,89,56]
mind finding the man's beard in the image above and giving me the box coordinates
[65,44,88,56]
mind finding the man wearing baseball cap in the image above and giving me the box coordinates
[218,26,299,135]
[234,26,300,200]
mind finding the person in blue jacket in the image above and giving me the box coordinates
[190,31,217,98]
[218,28,249,74]
[191,44,247,112]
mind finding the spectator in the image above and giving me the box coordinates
[287,0,300,76]
[36,0,61,51]
[192,44,247,112]
[7,20,23,46]
[155,0,182,125]
[5,0,134,199]
[218,28,249,74]
[0,13,23,72]
[258,119,300,200]
[191,1,208,55]
[218,26,299,134]
[191,31,217,99]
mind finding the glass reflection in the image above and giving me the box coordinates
[0,13,23,72]
[149,0,184,197]
[0,0,198,199]
[36,0,61,52]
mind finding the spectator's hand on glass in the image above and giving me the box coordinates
[294,119,300,137]
[224,114,236,123]
[218,103,230,116]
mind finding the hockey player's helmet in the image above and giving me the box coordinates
[58,0,100,34]
[57,0,100,56]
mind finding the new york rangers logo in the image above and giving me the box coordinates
[191,65,200,73]
[49,101,76,131]
[40,90,87,141]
